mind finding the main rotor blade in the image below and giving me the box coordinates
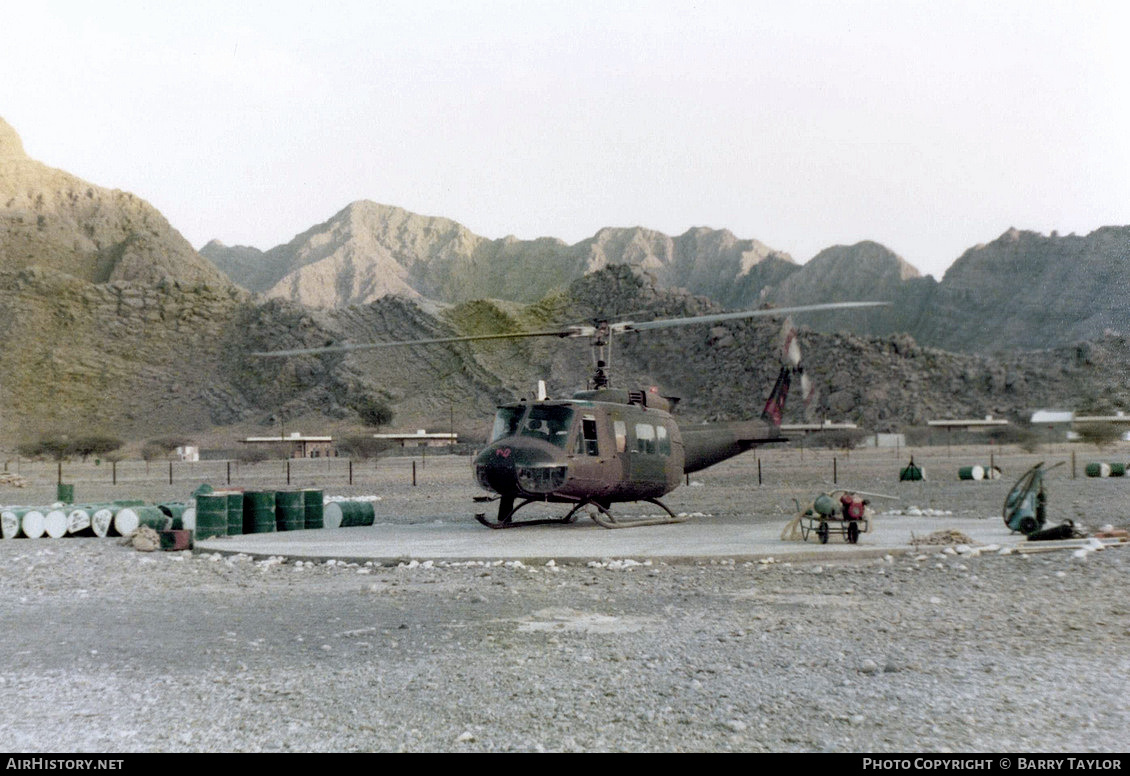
[251,326,592,358]
[613,301,889,333]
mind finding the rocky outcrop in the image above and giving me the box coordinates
[0,118,231,287]
[0,267,247,439]
[761,241,938,338]
[916,227,1130,352]
[2,259,1128,440]
[567,267,1130,430]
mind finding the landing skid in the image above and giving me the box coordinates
[473,496,688,530]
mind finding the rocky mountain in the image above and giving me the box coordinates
[202,200,801,309]
[0,118,230,287]
[2,255,1129,442]
[3,119,1129,443]
[913,227,1130,352]
[205,201,1130,353]
[762,241,938,337]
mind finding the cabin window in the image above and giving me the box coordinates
[613,420,627,453]
[520,405,574,448]
[574,415,600,456]
[657,424,670,456]
[490,407,524,442]
[634,423,657,455]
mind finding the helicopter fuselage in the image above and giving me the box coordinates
[472,387,785,510]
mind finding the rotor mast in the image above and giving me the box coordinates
[589,320,612,389]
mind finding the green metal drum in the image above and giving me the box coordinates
[157,502,188,530]
[209,491,245,535]
[323,500,375,528]
[274,491,305,532]
[195,494,229,539]
[302,489,324,529]
[1085,462,1110,478]
[242,491,276,534]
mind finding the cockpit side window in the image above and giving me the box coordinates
[634,423,657,455]
[613,420,627,453]
[575,415,599,456]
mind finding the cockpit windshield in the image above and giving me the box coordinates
[521,405,574,448]
[490,405,575,449]
[490,407,525,442]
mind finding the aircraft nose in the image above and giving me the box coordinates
[474,443,567,495]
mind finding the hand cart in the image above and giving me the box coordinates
[794,490,870,544]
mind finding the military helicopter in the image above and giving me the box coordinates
[254,301,885,529]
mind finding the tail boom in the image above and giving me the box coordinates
[680,420,786,474]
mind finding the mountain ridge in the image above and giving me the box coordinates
[2,118,1129,442]
[203,199,1130,352]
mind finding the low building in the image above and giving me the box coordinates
[175,445,199,462]
[860,433,906,449]
[372,429,458,448]
[240,432,334,458]
[1029,410,1075,442]
[1074,411,1130,427]
[779,421,858,434]
[927,415,1011,432]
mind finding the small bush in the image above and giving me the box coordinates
[72,435,124,461]
[986,425,1040,453]
[1077,422,1122,451]
[352,396,395,429]
[17,436,76,461]
[234,446,271,464]
[142,437,194,461]
[811,428,867,451]
[336,436,394,460]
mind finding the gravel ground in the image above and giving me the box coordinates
[1,445,1128,753]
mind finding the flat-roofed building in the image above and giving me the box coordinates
[240,432,334,458]
[372,429,458,448]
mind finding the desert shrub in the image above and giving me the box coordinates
[234,446,271,464]
[142,436,194,461]
[72,435,124,461]
[986,425,1040,453]
[352,395,395,428]
[17,435,76,461]
[140,442,166,462]
[336,436,394,460]
[811,428,867,451]
[1076,422,1122,451]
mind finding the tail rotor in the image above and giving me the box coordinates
[774,318,821,422]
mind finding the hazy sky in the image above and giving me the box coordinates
[4,0,1128,279]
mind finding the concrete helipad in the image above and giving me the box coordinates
[195,512,1028,564]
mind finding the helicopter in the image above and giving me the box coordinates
[254,301,886,529]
